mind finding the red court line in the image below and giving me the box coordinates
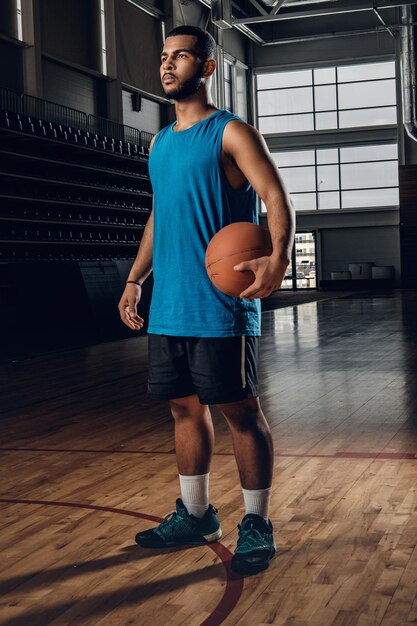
[0,447,416,460]
[0,498,244,626]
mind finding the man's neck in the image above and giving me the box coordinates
[174,100,218,131]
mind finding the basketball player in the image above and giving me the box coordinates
[118,25,294,575]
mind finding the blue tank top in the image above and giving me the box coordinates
[147,109,261,337]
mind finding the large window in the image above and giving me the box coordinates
[271,144,399,211]
[257,59,399,213]
[257,60,396,134]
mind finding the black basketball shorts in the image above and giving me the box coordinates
[147,334,259,405]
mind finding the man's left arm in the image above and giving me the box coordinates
[223,120,295,300]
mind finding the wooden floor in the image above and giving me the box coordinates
[1,289,417,626]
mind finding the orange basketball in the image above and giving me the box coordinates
[205,222,273,298]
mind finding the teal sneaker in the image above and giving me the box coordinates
[135,498,222,548]
[231,513,276,575]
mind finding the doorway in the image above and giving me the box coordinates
[282,231,317,289]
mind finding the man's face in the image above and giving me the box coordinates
[160,35,207,101]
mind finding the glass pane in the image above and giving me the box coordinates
[314,85,337,111]
[314,67,336,85]
[341,161,398,190]
[236,66,247,122]
[317,148,338,164]
[258,113,314,134]
[282,256,294,288]
[257,87,313,116]
[225,87,231,111]
[340,144,398,163]
[224,61,231,80]
[317,165,339,191]
[291,193,317,211]
[338,79,396,109]
[315,111,338,130]
[339,106,397,128]
[280,166,315,192]
[271,150,315,167]
[257,69,312,90]
[342,187,399,208]
[338,60,395,83]
[318,191,340,209]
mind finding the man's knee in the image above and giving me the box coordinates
[169,395,208,421]
[217,395,265,431]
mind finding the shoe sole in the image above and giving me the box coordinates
[136,527,222,548]
[231,547,276,576]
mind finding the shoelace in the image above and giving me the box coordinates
[237,522,266,549]
[159,510,181,529]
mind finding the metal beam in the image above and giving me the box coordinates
[234,22,266,44]
[270,0,287,17]
[248,0,269,17]
[260,24,407,45]
[373,5,397,39]
[232,0,417,25]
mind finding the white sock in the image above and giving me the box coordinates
[242,487,271,523]
[179,473,210,519]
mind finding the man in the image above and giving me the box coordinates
[118,25,294,575]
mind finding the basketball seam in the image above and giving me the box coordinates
[206,246,271,269]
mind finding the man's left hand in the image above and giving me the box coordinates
[234,255,289,301]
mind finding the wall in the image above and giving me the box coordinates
[122,89,162,134]
[43,58,98,115]
[320,226,400,283]
[253,31,395,69]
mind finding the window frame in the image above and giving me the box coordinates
[254,55,400,216]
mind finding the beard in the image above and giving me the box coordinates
[163,64,205,101]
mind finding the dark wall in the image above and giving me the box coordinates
[399,165,417,287]
[39,0,101,71]
[42,58,100,116]
[0,41,23,91]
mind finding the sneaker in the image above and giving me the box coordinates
[135,498,222,548]
[231,513,276,575]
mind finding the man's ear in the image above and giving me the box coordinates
[203,59,217,78]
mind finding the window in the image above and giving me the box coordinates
[100,0,107,75]
[224,59,233,113]
[16,0,22,40]
[257,60,396,134]
[270,144,398,211]
[257,59,399,213]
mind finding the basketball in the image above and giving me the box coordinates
[205,222,273,297]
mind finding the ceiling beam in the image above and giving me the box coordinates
[232,0,417,25]
[270,1,287,17]
[248,0,269,17]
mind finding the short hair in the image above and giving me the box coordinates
[166,25,216,61]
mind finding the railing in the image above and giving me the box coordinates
[0,87,152,146]
[140,131,154,149]
[0,88,88,131]
[88,114,142,145]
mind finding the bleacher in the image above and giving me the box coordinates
[0,87,154,263]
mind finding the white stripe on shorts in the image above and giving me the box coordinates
[241,336,247,389]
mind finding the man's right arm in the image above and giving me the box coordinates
[118,135,155,330]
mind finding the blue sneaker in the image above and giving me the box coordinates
[231,513,276,575]
[135,498,222,548]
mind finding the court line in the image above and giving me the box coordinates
[0,498,244,626]
[0,447,415,460]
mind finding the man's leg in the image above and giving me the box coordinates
[216,394,273,490]
[217,394,276,575]
[135,394,222,547]
[170,394,214,519]
[170,394,214,476]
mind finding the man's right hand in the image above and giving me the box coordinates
[118,283,144,331]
